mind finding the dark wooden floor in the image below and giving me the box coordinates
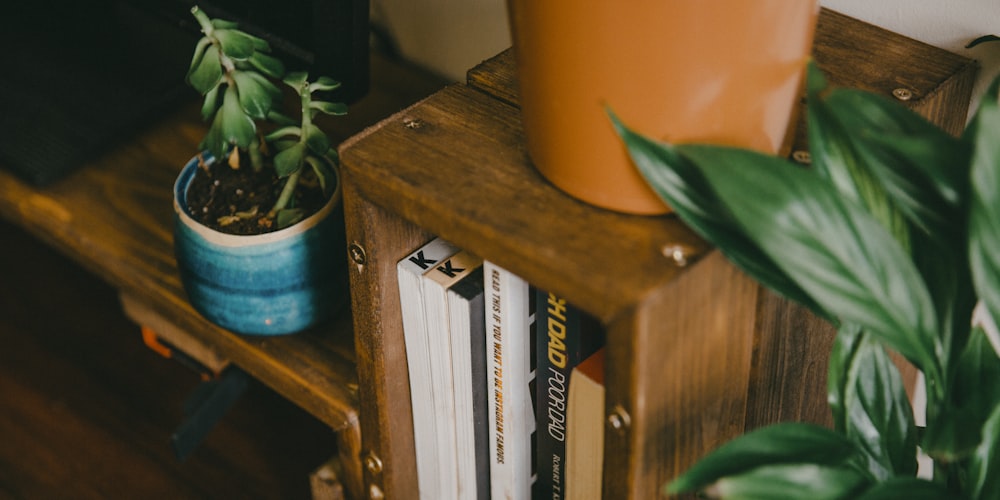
[0,219,341,499]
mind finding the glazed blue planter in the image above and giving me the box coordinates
[173,153,348,335]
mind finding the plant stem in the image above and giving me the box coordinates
[270,169,300,217]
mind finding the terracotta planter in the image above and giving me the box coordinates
[507,1,820,215]
[173,154,348,335]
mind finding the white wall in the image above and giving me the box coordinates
[373,0,1000,112]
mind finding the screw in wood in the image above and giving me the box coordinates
[791,150,812,165]
[363,451,383,476]
[349,242,367,267]
[607,404,632,434]
[662,244,693,267]
[892,88,914,101]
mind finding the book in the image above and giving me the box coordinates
[534,290,605,499]
[448,266,490,500]
[484,261,536,499]
[397,237,460,499]
[565,348,606,500]
[422,249,483,499]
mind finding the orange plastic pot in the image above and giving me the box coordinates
[507,1,820,214]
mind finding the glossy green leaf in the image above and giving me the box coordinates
[968,76,1000,361]
[306,155,336,196]
[967,404,1000,500]
[231,70,279,119]
[273,142,306,178]
[806,63,909,250]
[853,477,961,500]
[705,464,870,500]
[310,76,342,92]
[214,29,256,60]
[304,123,330,156]
[611,113,829,320]
[200,83,221,122]
[283,71,310,89]
[311,101,348,116]
[219,84,256,150]
[674,143,942,388]
[264,126,301,143]
[844,329,918,479]
[828,324,864,433]
[248,50,285,79]
[186,40,222,94]
[666,423,861,495]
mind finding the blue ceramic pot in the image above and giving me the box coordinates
[173,153,348,335]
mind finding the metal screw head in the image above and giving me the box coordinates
[791,150,812,165]
[403,117,425,130]
[662,244,693,267]
[892,88,914,101]
[607,404,632,434]
[364,451,383,475]
[349,243,367,266]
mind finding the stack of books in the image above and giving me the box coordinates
[396,237,606,499]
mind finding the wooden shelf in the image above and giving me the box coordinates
[0,51,446,497]
[340,8,977,499]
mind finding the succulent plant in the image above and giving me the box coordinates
[186,5,347,228]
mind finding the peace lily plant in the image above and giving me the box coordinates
[187,5,347,230]
[612,63,1000,499]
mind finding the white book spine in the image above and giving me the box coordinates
[485,261,533,500]
[397,237,459,499]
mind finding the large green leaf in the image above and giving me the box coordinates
[845,331,918,479]
[853,477,961,500]
[700,464,870,499]
[248,50,284,79]
[673,143,943,390]
[967,403,1000,500]
[968,76,1000,357]
[828,324,865,433]
[612,113,829,320]
[826,324,917,480]
[200,82,221,122]
[665,423,862,495]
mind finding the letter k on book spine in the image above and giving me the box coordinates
[397,237,459,499]
[485,261,535,500]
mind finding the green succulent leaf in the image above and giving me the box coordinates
[248,50,285,79]
[200,82,222,122]
[665,423,861,495]
[219,84,256,151]
[853,477,961,500]
[275,208,305,229]
[703,464,870,499]
[306,155,336,196]
[967,403,1000,500]
[311,100,349,116]
[214,29,257,60]
[304,123,330,155]
[968,75,1000,357]
[611,112,829,320]
[186,40,222,94]
[231,70,280,119]
[671,143,942,388]
[274,142,307,178]
[264,126,302,143]
[283,71,310,89]
[310,76,342,92]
